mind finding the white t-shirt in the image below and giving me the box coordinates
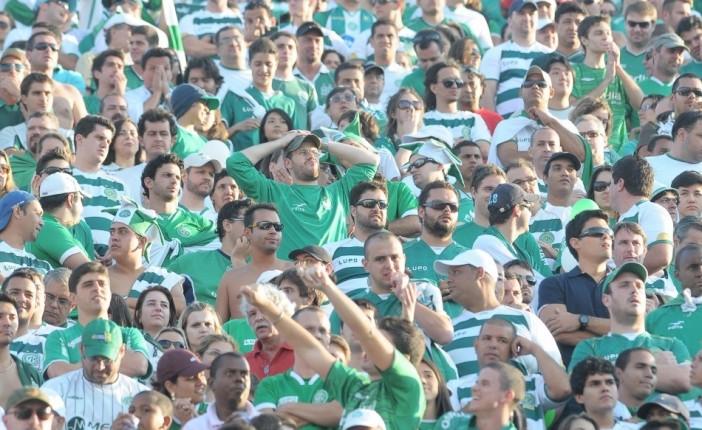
[618,200,674,249]
[423,110,492,144]
[646,153,702,186]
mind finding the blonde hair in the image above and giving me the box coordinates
[240,283,295,318]
[178,302,222,336]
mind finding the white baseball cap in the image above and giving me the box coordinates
[39,173,91,198]
[257,270,283,284]
[342,409,386,430]
[183,151,222,172]
[434,249,498,280]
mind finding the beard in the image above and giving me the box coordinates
[424,216,456,238]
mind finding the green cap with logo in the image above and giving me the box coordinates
[82,319,123,360]
[105,198,164,249]
[602,262,648,293]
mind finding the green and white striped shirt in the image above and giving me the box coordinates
[324,237,368,297]
[11,323,61,373]
[423,110,492,144]
[179,10,243,38]
[127,266,184,299]
[0,241,51,277]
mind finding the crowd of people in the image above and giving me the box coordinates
[0,0,701,428]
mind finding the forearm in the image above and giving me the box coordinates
[533,349,571,401]
[585,317,610,336]
[543,117,585,160]
[183,36,217,57]
[46,361,81,378]
[414,304,453,345]
[241,137,287,164]
[583,78,612,101]
[143,91,163,112]
[481,83,496,111]
[215,282,231,323]
[655,364,692,394]
[387,215,420,237]
[616,65,643,109]
[328,142,378,166]
[554,330,595,346]
[120,351,149,377]
[280,402,343,427]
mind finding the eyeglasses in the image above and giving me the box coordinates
[583,0,595,5]
[32,42,59,52]
[627,20,652,29]
[593,181,610,192]
[441,79,465,89]
[404,157,439,171]
[581,130,602,139]
[157,339,186,349]
[45,293,71,307]
[0,63,24,73]
[512,176,538,186]
[330,93,356,104]
[656,196,679,205]
[397,99,422,110]
[295,148,321,158]
[423,200,459,212]
[675,87,702,98]
[579,226,613,239]
[506,273,537,286]
[522,80,548,89]
[41,166,71,175]
[355,199,388,209]
[371,0,398,4]
[249,221,284,232]
[12,405,53,421]
[228,217,244,223]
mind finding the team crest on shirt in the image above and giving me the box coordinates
[539,232,555,245]
[177,226,193,237]
[104,188,118,200]
[668,321,685,330]
[297,90,309,103]
[461,126,473,140]
[522,392,537,411]
[312,389,329,403]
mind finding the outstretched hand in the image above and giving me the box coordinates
[299,265,333,291]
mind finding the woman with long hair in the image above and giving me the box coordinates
[385,88,424,166]
[103,119,143,171]
[0,149,16,197]
[178,302,222,352]
[419,358,453,429]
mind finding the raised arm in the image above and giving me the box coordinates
[513,336,571,401]
[239,130,310,165]
[327,141,379,166]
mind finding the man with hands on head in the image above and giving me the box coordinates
[240,262,426,430]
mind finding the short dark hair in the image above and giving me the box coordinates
[39,193,73,213]
[141,153,183,198]
[134,286,177,329]
[418,180,457,206]
[471,164,506,193]
[0,293,18,315]
[504,259,532,273]
[334,62,364,85]
[68,261,108,293]
[349,181,387,206]
[672,170,702,189]
[281,270,320,306]
[20,72,52,97]
[570,357,616,396]
[578,15,610,45]
[214,25,242,46]
[377,316,425,367]
[325,86,359,108]
[555,1,586,22]
[364,230,399,258]
[615,347,653,370]
[138,108,177,139]
[91,49,124,75]
[613,221,647,243]
[371,19,396,38]
[248,37,276,61]
[141,47,174,70]
[675,217,702,243]
[243,203,278,229]
[675,243,702,268]
[210,351,246,379]
[453,140,481,156]
[35,147,70,175]
[27,31,59,50]
[131,25,159,47]
[565,209,609,260]
[677,14,702,35]
[74,115,115,139]
[672,110,702,140]
[217,199,254,240]
[413,29,445,51]
[611,156,654,198]
[1,267,41,293]
[672,72,702,93]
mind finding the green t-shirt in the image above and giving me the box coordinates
[226,152,377,259]
[458,191,474,224]
[254,370,332,430]
[434,413,518,430]
[400,68,426,99]
[273,77,318,131]
[403,239,466,285]
[222,318,256,353]
[681,60,702,76]
[173,126,207,160]
[620,47,647,82]
[28,214,91,268]
[639,77,674,97]
[0,101,25,130]
[568,332,691,372]
[571,63,632,154]
[167,249,231,307]
[646,296,702,356]
[43,321,152,377]
[453,221,486,248]
[324,351,425,430]
[221,86,297,150]
[125,65,144,90]
[156,207,218,252]
[83,94,101,115]
[386,180,418,223]
[295,70,335,106]
[9,150,36,192]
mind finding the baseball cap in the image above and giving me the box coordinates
[342,409,387,430]
[284,134,322,155]
[41,388,65,418]
[532,52,572,73]
[0,48,27,64]
[171,84,220,119]
[537,17,555,31]
[651,186,679,202]
[364,62,384,75]
[184,151,223,172]
[509,0,538,15]
[157,348,209,383]
[523,65,552,87]
[637,393,690,423]
[488,183,540,214]
[39,172,91,198]
[650,33,689,51]
[106,199,163,244]
[296,21,324,38]
[82,319,123,360]
[544,152,582,176]
[0,191,35,231]
[102,11,144,29]
[602,262,648,293]
[289,245,332,263]
[5,387,53,411]
[434,249,499,280]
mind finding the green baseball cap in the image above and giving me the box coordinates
[82,319,123,360]
[105,199,164,247]
[5,387,52,411]
[602,262,648,293]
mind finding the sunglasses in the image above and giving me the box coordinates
[627,20,652,29]
[506,273,537,286]
[32,42,59,52]
[330,93,356,104]
[249,221,284,232]
[579,226,613,239]
[397,99,422,110]
[0,63,23,73]
[676,87,702,98]
[404,157,439,171]
[42,166,72,175]
[593,181,610,192]
[355,199,388,209]
[441,78,465,89]
[157,339,186,349]
[522,80,548,89]
[423,200,459,213]
[413,31,442,45]
[371,0,398,4]
[13,405,53,421]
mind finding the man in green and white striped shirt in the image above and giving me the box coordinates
[180,0,243,58]
[0,191,51,277]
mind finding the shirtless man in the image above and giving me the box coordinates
[216,203,291,321]
[26,31,87,129]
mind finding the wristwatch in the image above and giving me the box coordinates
[579,314,590,330]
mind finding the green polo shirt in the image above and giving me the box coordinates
[0,101,24,130]
[273,77,318,131]
[403,239,467,285]
[28,214,91,268]
[156,207,217,252]
[167,249,231,307]
[173,126,207,159]
[400,68,426,99]
[639,77,674,97]
[646,296,702,356]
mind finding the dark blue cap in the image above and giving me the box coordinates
[170,84,219,119]
[0,191,35,232]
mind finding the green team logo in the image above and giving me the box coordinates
[118,209,132,217]
[297,90,309,103]
[177,226,193,237]
[461,125,472,139]
[522,392,537,411]
[67,417,85,430]
[539,231,555,245]
[105,188,118,200]
[312,389,329,403]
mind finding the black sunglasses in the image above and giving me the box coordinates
[157,339,186,349]
[249,221,284,232]
[442,78,465,89]
[413,31,442,45]
[506,273,537,286]
[32,42,59,52]
[397,99,422,110]
[42,166,72,175]
[579,226,613,239]
[405,157,439,171]
[423,200,459,213]
[627,20,652,29]
[355,199,388,209]
[13,405,53,421]
[522,80,548,89]
[593,181,610,192]
[676,87,702,98]
[0,63,24,73]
